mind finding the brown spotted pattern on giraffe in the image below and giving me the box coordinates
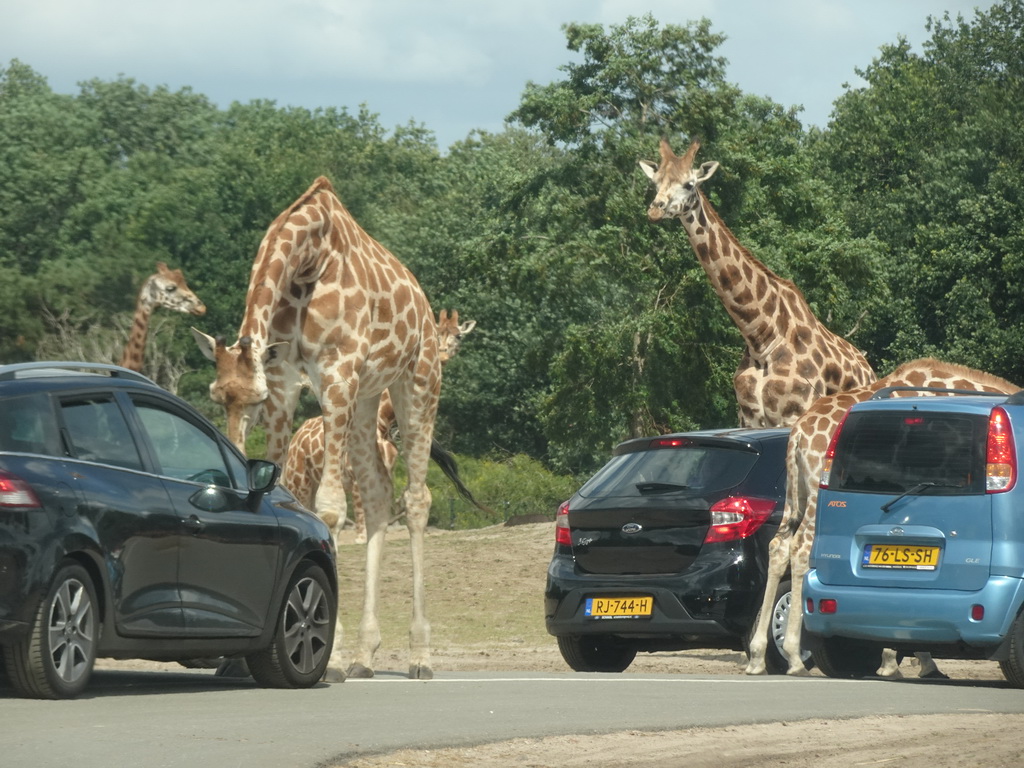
[642,137,875,422]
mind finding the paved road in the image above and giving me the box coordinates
[3,668,1023,768]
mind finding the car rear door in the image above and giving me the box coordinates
[813,403,993,592]
[57,392,185,635]
[127,394,282,637]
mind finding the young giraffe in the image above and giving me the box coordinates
[745,358,1020,677]
[119,261,206,372]
[283,310,476,544]
[639,138,876,426]
[192,177,442,682]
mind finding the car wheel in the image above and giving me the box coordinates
[247,561,335,688]
[763,578,815,675]
[999,609,1024,687]
[556,635,637,672]
[4,562,98,699]
[808,634,883,679]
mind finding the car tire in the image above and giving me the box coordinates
[999,609,1024,687]
[247,561,335,688]
[762,578,815,675]
[4,561,98,699]
[808,634,883,679]
[556,635,637,672]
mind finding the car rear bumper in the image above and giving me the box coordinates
[544,553,760,642]
[803,569,1024,646]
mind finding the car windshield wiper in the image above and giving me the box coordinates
[635,482,690,494]
[880,481,963,513]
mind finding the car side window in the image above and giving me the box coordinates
[0,393,59,455]
[60,396,144,470]
[133,401,237,488]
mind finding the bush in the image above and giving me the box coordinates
[424,453,580,530]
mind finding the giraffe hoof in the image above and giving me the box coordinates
[743,663,767,676]
[786,666,812,677]
[408,664,433,680]
[323,666,347,683]
[346,663,374,679]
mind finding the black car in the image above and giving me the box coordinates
[0,362,337,699]
[545,427,805,674]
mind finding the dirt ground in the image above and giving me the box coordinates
[97,523,1024,766]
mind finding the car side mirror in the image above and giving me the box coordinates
[247,459,280,494]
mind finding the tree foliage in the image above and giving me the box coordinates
[2,2,1023,476]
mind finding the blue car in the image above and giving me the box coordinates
[803,387,1024,684]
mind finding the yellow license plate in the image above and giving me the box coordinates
[863,544,940,570]
[585,596,653,618]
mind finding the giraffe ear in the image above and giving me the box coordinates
[696,161,719,183]
[459,320,477,336]
[191,328,218,362]
[638,159,658,180]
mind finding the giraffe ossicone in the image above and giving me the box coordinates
[193,176,442,682]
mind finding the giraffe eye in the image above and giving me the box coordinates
[684,182,695,191]
[165,285,178,292]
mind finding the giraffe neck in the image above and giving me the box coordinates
[682,192,788,356]
[119,296,153,372]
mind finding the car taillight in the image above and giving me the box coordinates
[704,496,776,543]
[0,470,42,508]
[555,500,572,546]
[819,410,851,489]
[987,406,1016,493]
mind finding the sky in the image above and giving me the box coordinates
[3,0,993,150]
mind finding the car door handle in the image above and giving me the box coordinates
[182,515,206,533]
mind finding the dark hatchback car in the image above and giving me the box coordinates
[545,427,803,674]
[0,362,337,699]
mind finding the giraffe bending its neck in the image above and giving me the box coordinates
[745,359,1019,677]
[640,138,876,427]
[192,177,442,682]
[119,262,206,373]
[283,310,477,544]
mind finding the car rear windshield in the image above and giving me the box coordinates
[576,442,758,499]
[829,410,987,495]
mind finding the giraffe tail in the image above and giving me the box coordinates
[429,439,494,514]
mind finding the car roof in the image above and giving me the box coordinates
[850,392,1008,416]
[0,361,164,397]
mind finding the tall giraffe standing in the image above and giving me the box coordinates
[745,359,1019,676]
[192,177,442,681]
[639,138,876,426]
[120,261,206,372]
[283,310,477,544]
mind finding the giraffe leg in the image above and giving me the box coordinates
[745,526,791,675]
[783,537,812,676]
[315,393,357,683]
[344,397,392,678]
[390,386,436,680]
